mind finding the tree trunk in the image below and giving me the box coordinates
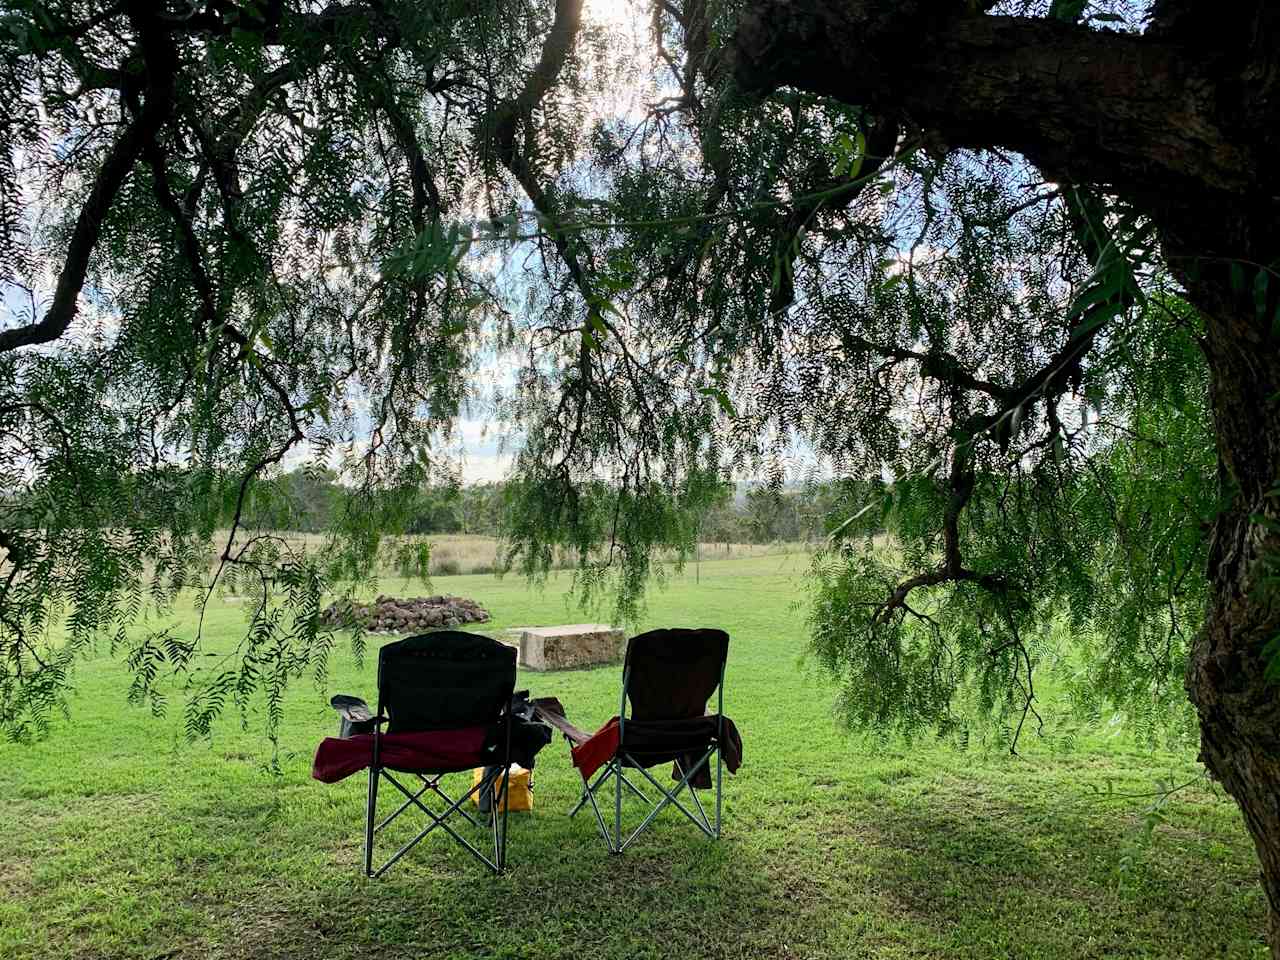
[1183,264,1280,954]
[1190,584,1280,952]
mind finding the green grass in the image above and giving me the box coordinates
[0,554,1266,959]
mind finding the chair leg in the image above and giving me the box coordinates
[371,769,504,876]
[426,774,483,829]
[364,765,380,877]
[617,748,717,852]
[677,758,714,834]
[581,768,616,853]
[715,743,723,839]
[498,764,511,871]
[569,765,610,818]
[570,764,648,820]
[614,758,623,856]
[489,768,499,869]
[618,769,650,803]
[486,764,511,873]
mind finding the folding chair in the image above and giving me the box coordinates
[535,628,740,854]
[321,631,519,876]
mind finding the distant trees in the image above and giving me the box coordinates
[278,469,341,533]
[263,473,479,536]
[265,471,878,545]
[700,480,887,546]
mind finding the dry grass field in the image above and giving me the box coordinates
[211,530,814,578]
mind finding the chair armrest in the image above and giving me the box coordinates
[329,695,382,738]
[329,694,373,723]
[530,697,593,745]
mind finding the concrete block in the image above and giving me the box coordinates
[514,623,625,671]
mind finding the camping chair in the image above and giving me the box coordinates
[317,631,518,876]
[534,627,740,854]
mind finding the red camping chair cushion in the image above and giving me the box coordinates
[569,715,743,785]
[312,726,491,784]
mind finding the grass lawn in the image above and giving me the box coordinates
[0,554,1266,959]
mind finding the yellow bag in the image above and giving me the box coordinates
[472,764,532,812]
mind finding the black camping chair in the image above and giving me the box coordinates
[345,631,518,876]
[538,628,732,854]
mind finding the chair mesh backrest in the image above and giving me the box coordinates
[624,628,729,721]
[377,631,516,733]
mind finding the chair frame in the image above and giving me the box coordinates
[569,659,725,854]
[362,647,516,877]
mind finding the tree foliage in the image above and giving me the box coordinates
[0,4,1234,745]
[10,0,1280,946]
[0,0,609,738]
[0,0,1213,747]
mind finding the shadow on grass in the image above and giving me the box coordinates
[226,818,780,960]
[190,773,1267,960]
[1,764,1267,960]
[851,781,1266,959]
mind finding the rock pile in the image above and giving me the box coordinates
[320,595,491,634]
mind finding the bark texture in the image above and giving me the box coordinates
[1181,265,1280,951]
[733,0,1280,951]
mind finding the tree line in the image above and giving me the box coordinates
[269,470,887,545]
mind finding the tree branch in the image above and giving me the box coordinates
[0,5,176,354]
[733,2,1261,201]
[768,115,900,314]
[481,0,588,288]
[872,445,1005,626]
